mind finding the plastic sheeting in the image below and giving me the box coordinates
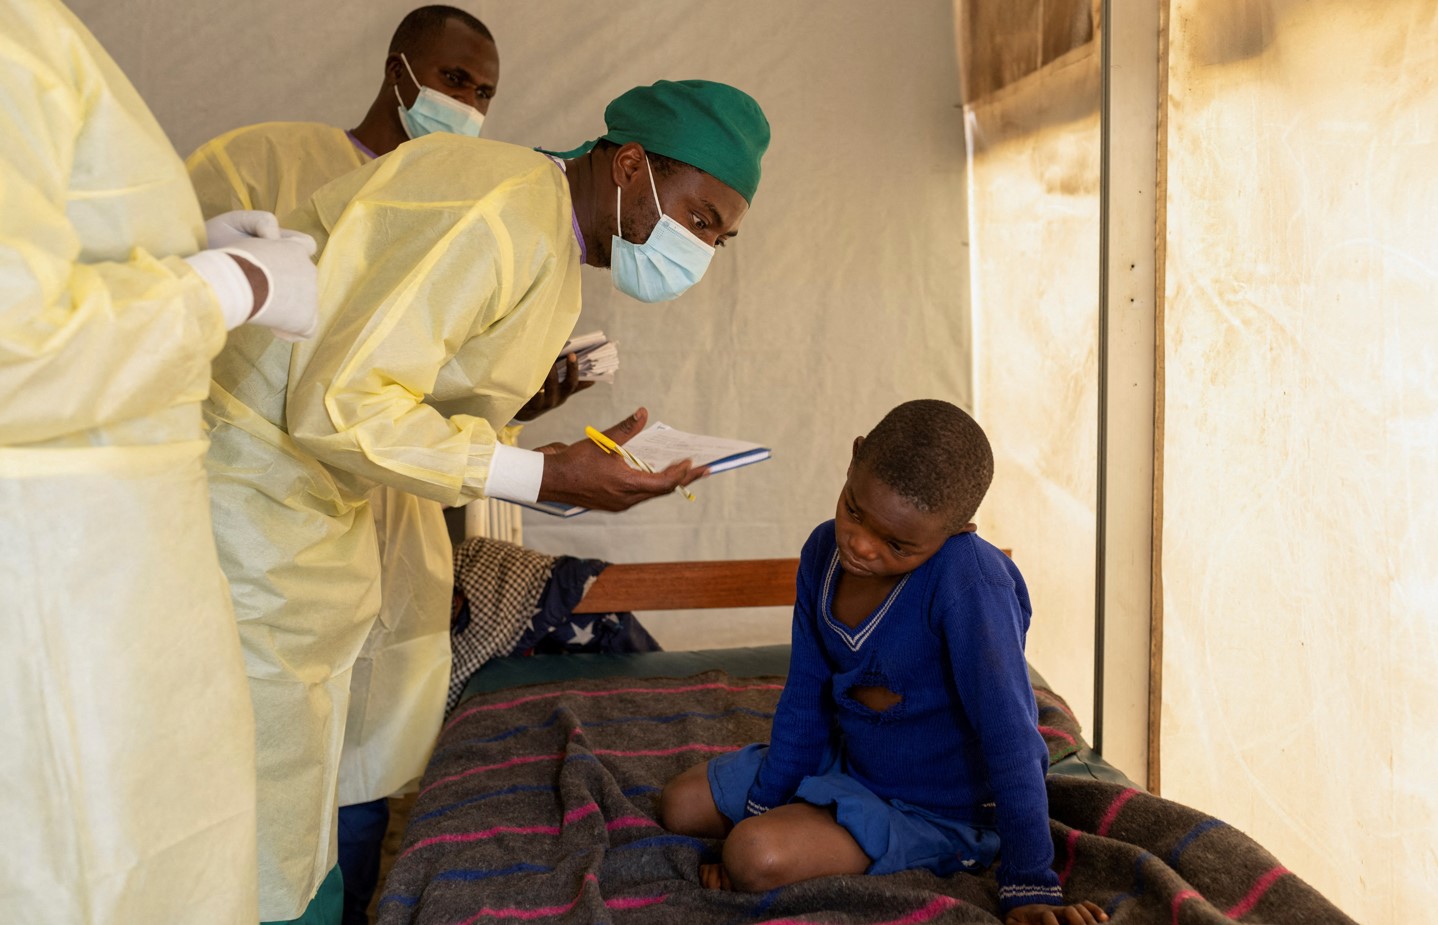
[69,1,972,650]
[959,5,1101,736]
[1160,1,1438,918]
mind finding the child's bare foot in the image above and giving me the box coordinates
[699,863,733,890]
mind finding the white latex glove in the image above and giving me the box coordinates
[187,211,321,339]
[219,232,320,341]
[204,210,282,248]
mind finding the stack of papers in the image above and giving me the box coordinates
[555,331,619,383]
[508,421,771,518]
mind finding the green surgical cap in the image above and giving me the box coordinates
[549,79,771,203]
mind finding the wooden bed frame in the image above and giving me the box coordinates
[572,551,1011,614]
[572,558,800,613]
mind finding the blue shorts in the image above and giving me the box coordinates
[708,743,1000,878]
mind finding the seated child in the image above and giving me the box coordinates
[658,400,1106,925]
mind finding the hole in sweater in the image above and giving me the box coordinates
[848,685,902,713]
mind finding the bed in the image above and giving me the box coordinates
[375,557,1354,924]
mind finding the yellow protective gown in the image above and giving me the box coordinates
[187,122,369,219]
[202,132,581,919]
[187,123,453,809]
[0,1,258,922]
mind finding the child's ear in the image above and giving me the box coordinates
[850,436,864,461]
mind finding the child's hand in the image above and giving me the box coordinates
[699,862,733,890]
[1004,901,1108,925]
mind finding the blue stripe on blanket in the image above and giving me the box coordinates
[1103,849,1156,916]
[379,864,554,910]
[412,784,557,824]
[435,864,553,882]
[1169,817,1227,866]
[610,834,708,853]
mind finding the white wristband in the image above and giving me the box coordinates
[483,443,545,502]
[183,249,256,330]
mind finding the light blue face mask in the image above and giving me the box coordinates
[393,53,485,140]
[611,157,715,303]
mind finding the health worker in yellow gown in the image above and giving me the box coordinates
[0,1,321,922]
[197,76,769,924]
[186,7,589,922]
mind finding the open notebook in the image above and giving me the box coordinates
[505,422,771,518]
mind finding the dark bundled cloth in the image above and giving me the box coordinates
[449,537,660,712]
[379,672,1355,924]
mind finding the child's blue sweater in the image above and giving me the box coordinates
[746,522,1063,910]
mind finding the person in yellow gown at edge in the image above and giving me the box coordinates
[0,0,322,923]
[186,8,588,921]
[189,6,773,916]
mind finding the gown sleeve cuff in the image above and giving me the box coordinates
[483,443,544,502]
[182,249,255,330]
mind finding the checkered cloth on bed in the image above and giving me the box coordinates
[448,538,660,714]
[449,538,555,713]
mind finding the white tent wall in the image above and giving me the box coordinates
[958,6,1103,746]
[1160,1,1438,918]
[959,0,1436,914]
[962,69,1102,740]
[67,1,973,651]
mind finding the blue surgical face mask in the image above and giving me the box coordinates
[610,157,715,303]
[393,53,485,140]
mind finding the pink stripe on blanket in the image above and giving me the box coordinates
[401,806,655,861]
[444,682,785,731]
[452,873,668,922]
[605,816,658,831]
[558,804,654,831]
[883,895,965,924]
[401,824,561,860]
[757,895,962,925]
[421,752,560,795]
[605,894,668,910]
[1225,866,1289,918]
[453,896,575,922]
[1171,889,1201,925]
[1037,725,1076,745]
[561,804,656,831]
[1097,788,1140,837]
[1057,828,1081,885]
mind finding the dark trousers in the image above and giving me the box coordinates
[337,798,390,925]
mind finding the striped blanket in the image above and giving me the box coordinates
[377,672,1354,924]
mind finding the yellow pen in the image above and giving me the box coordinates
[585,426,695,501]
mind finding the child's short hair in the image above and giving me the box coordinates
[853,400,993,529]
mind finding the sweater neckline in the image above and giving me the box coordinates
[818,548,911,652]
